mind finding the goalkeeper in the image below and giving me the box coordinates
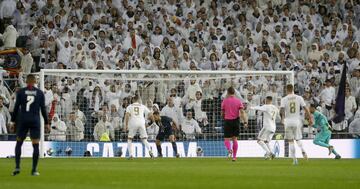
[309,104,341,159]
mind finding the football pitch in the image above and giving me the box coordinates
[1,158,360,189]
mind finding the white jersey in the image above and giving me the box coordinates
[252,104,279,132]
[280,94,306,126]
[126,102,150,125]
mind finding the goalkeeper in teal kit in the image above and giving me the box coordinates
[309,104,341,159]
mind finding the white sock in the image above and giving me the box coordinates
[265,142,272,154]
[289,142,296,161]
[296,140,306,153]
[127,139,133,157]
[258,141,271,154]
[141,139,152,153]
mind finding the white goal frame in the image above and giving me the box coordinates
[39,69,294,158]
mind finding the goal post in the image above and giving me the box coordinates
[39,69,294,158]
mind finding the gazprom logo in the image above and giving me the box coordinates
[273,141,280,157]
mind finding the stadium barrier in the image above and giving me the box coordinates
[1,139,359,158]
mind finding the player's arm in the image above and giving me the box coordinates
[300,97,312,126]
[303,106,313,126]
[171,118,178,130]
[239,109,248,128]
[124,112,130,131]
[40,91,50,132]
[279,98,285,126]
[250,105,265,112]
[144,106,153,123]
[308,112,317,128]
[10,91,21,133]
[221,101,225,119]
[280,107,285,126]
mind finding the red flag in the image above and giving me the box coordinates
[48,100,57,122]
[131,36,136,49]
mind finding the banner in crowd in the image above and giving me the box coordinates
[0,140,359,158]
[0,48,21,76]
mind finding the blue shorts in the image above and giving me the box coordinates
[16,121,41,140]
[156,128,173,141]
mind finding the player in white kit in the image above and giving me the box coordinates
[280,85,312,165]
[125,95,154,159]
[251,96,279,160]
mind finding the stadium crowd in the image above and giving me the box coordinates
[0,0,360,141]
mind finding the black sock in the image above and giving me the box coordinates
[156,144,162,156]
[15,141,23,169]
[32,143,39,172]
[171,142,178,154]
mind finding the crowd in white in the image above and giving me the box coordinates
[0,0,360,141]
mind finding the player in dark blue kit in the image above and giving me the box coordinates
[10,74,49,176]
[151,111,179,158]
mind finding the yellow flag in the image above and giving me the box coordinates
[100,132,111,142]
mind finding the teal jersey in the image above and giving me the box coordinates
[312,111,330,132]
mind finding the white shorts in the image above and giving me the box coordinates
[258,128,275,142]
[284,119,303,140]
[128,123,148,139]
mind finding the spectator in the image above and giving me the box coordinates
[1,24,18,48]
[16,48,33,74]
[66,112,84,141]
[49,114,66,141]
[160,97,183,128]
[349,117,360,138]
[185,91,208,126]
[93,114,114,141]
[73,104,87,126]
[0,96,11,128]
[109,104,122,141]
[345,88,357,121]
[181,110,202,140]
[318,79,335,118]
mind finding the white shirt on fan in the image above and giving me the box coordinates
[280,94,306,125]
[318,87,335,106]
[251,104,279,132]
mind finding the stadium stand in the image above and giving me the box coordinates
[0,0,359,142]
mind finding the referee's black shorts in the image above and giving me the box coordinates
[223,118,240,138]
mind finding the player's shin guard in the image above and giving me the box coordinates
[141,139,151,153]
[289,142,296,161]
[127,139,133,157]
[232,139,238,159]
[171,142,178,155]
[258,140,271,154]
[331,148,339,156]
[15,141,23,169]
[32,143,39,172]
[224,139,231,151]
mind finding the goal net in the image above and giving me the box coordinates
[39,69,294,158]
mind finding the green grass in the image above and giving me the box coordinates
[1,158,360,189]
